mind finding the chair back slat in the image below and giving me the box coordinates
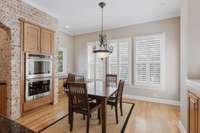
[116,80,125,100]
[76,75,85,82]
[67,73,76,82]
[68,82,88,110]
[106,74,117,87]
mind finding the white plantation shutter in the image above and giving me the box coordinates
[96,57,105,80]
[87,43,95,79]
[136,63,147,82]
[108,39,130,83]
[87,42,105,80]
[134,34,164,86]
[108,41,118,74]
[119,40,129,83]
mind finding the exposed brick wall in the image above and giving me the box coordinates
[0,24,11,87]
[0,0,59,119]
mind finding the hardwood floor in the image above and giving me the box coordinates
[17,97,68,132]
[17,96,180,133]
[124,99,180,133]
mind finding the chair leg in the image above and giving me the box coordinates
[120,99,123,116]
[115,105,119,124]
[68,96,71,124]
[86,114,90,133]
[98,108,101,124]
[70,112,74,132]
[83,114,85,120]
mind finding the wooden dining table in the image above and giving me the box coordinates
[66,80,118,133]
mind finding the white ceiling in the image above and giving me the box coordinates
[24,0,181,35]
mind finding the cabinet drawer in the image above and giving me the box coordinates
[0,84,7,116]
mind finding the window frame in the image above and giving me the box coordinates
[57,47,67,75]
[133,33,165,90]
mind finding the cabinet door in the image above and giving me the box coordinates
[188,93,198,133]
[0,84,7,116]
[41,28,54,54]
[24,23,40,52]
[198,100,200,133]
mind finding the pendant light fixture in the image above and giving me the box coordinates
[93,2,113,59]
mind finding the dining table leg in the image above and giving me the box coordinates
[68,94,70,124]
[101,98,107,133]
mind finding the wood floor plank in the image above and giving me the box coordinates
[123,99,180,133]
[17,97,68,132]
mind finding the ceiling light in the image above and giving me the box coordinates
[93,2,113,60]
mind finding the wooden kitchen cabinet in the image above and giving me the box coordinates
[0,83,7,116]
[24,23,40,52]
[20,20,54,113]
[23,21,54,54]
[188,92,198,133]
[41,28,54,54]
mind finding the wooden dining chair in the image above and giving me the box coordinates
[75,75,85,82]
[107,80,125,124]
[68,82,101,133]
[67,73,76,82]
[106,74,118,87]
[64,73,76,91]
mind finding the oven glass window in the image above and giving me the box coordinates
[29,61,51,75]
[28,79,50,96]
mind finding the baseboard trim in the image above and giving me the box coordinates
[178,121,187,133]
[124,94,180,106]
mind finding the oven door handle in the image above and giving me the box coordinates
[26,77,51,82]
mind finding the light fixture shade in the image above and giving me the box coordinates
[96,51,111,59]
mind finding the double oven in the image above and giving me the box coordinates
[25,53,53,101]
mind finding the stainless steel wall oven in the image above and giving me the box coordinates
[25,53,53,101]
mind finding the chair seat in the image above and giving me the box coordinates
[89,101,101,111]
[72,101,101,114]
[107,97,116,105]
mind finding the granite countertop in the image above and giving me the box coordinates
[0,115,36,133]
[187,79,200,96]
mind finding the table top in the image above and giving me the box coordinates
[66,80,118,98]
[0,115,36,133]
[86,80,118,98]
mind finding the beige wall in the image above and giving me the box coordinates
[187,0,200,78]
[57,32,75,74]
[180,0,189,129]
[74,17,180,101]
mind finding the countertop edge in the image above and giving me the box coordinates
[187,79,200,96]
